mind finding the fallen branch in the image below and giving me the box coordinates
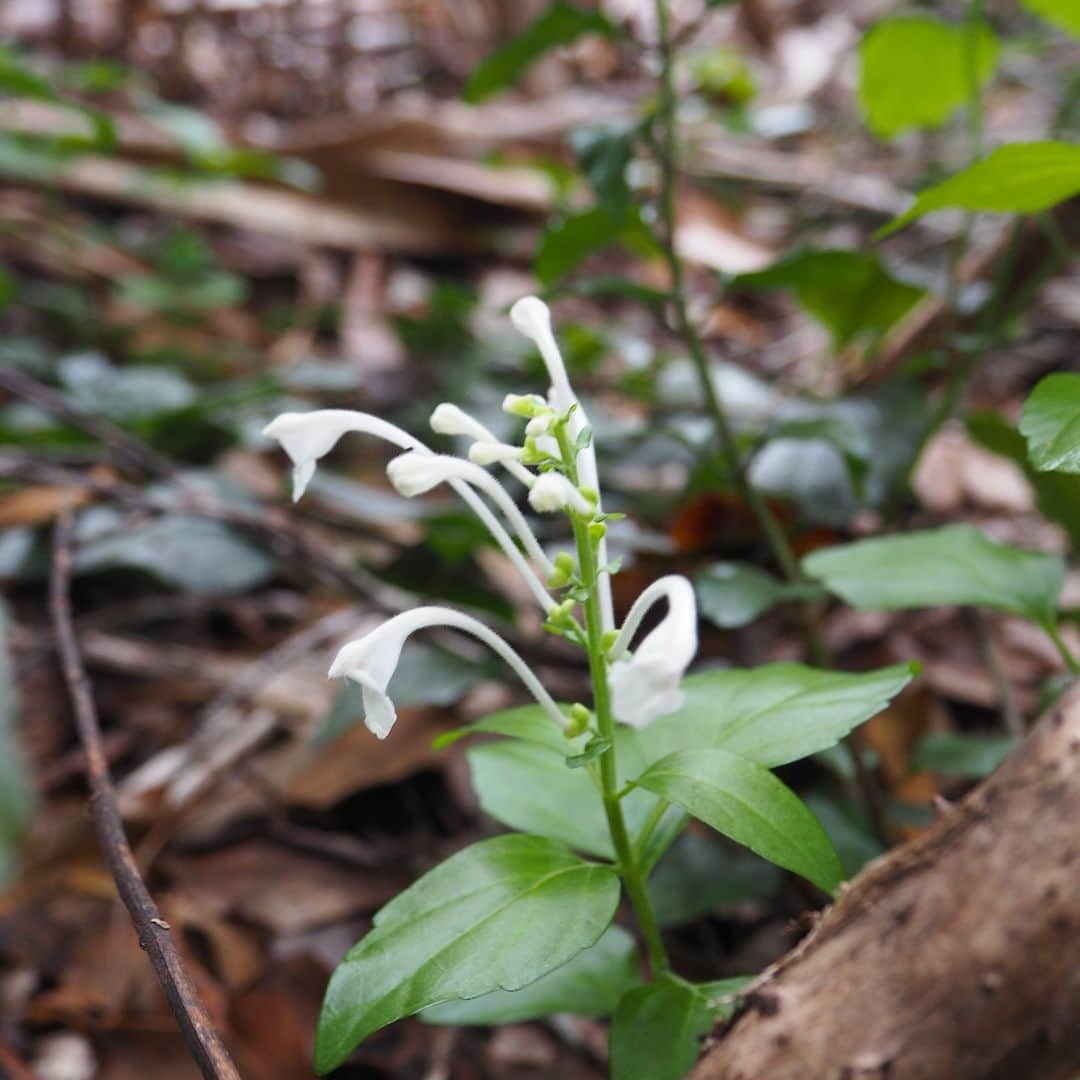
[693,684,1080,1080]
[49,512,241,1080]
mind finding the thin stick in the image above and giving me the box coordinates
[49,512,241,1080]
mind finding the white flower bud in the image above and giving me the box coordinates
[429,403,493,442]
[528,472,591,515]
[468,441,525,466]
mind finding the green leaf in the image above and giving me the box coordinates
[968,410,1080,545]
[803,792,884,879]
[695,562,797,629]
[610,975,715,1080]
[422,924,637,1025]
[803,524,1064,624]
[882,141,1080,236]
[1022,0,1080,38]
[0,601,34,890]
[732,250,926,348]
[636,749,844,894]
[635,662,915,770]
[858,16,998,139]
[466,737,658,859]
[74,513,275,595]
[463,2,619,103]
[1019,373,1080,474]
[647,832,781,927]
[912,732,1016,778]
[570,121,636,216]
[316,835,618,1072]
[535,207,624,285]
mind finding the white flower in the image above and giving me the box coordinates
[263,410,421,502]
[469,441,525,466]
[608,575,698,728]
[329,607,567,739]
[386,452,556,575]
[510,297,614,631]
[263,409,554,613]
[528,472,592,515]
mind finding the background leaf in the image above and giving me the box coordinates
[647,832,780,927]
[883,141,1080,234]
[1022,0,1080,38]
[695,562,813,629]
[609,975,716,1080]
[1019,373,1080,474]
[732,249,926,348]
[422,924,637,1025]
[0,602,34,891]
[912,732,1016,778]
[803,524,1064,625]
[463,2,618,103]
[858,16,998,138]
[315,835,618,1073]
[74,513,275,595]
[636,748,844,893]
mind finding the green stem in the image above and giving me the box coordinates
[1043,619,1080,677]
[556,426,670,974]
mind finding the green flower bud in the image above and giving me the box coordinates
[503,393,549,418]
[565,703,591,738]
[601,629,619,654]
[588,520,607,544]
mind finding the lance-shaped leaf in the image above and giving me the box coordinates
[422,924,637,1025]
[803,524,1064,625]
[315,834,619,1073]
[1019,373,1080,475]
[464,2,619,103]
[634,662,915,771]
[635,749,844,894]
[881,141,1080,236]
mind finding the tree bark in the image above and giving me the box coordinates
[693,686,1080,1080]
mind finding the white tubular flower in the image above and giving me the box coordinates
[608,575,698,729]
[263,410,422,502]
[387,452,556,575]
[469,441,524,466]
[263,409,554,613]
[528,472,592,515]
[431,402,535,487]
[329,607,567,739]
[510,297,614,631]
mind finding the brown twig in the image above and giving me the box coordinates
[49,512,241,1080]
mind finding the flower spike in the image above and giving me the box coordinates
[509,297,615,631]
[329,607,568,739]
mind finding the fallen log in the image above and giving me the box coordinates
[693,684,1080,1080]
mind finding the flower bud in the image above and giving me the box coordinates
[528,472,592,515]
[468,440,524,466]
[429,403,492,442]
[565,703,591,738]
[588,521,607,544]
[503,393,549,418]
